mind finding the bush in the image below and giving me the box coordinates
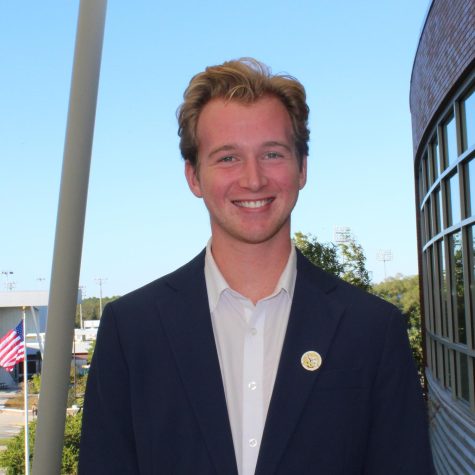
[28,374,41,394]
[0,412,82,475]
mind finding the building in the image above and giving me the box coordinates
[410,0,475,472]
[0,291,96,386]
[0,291,48,386]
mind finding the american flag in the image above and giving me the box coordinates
[0,321,25,372]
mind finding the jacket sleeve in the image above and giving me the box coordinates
[79,303,140,474]
[364,308,435,475]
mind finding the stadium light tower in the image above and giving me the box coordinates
[334,226,351,243]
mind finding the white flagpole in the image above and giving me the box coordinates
[23,307,30,475]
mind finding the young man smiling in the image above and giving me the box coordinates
[185,95,306,303]
[79,59,433,475]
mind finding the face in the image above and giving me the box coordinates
[185,96,307,247]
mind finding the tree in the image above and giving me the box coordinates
[372,275,423,375]
[339,239,372,291]
[293,232,344,276]
[294,232,371,291]
[0,413,82,474]
[75,296,120,327]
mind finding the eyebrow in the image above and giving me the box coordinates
[262,141,293,152]
[209,144,238,158]
[208,141,293,158]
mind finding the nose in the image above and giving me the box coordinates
[239,158,268,191]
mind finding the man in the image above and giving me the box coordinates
[79,58,433,474]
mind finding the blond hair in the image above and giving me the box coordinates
[177,58,309,168]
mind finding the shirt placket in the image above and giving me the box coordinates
[241,302,265,475]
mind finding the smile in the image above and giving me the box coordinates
[233,198,274,208]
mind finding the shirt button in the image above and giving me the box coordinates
[249,438,257,447]
[248,381,257,390]
[250,328,257,335]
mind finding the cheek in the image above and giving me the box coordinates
[200,181,227,205]
[281,173,304,193]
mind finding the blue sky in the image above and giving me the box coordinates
[1,1,430,297]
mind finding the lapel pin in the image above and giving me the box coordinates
[301,350,322,371]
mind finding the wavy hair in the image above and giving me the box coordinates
[177,58,309,169]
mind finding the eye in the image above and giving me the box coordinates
[265,151,282,159]
[219,155,235,163]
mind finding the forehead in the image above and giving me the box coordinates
[196,96,293,149]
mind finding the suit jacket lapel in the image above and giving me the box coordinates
[156,251,238,475]
[256,252,346,475]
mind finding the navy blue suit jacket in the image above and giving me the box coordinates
[79,250,434,474]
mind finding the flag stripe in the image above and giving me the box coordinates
[0,321,24,373]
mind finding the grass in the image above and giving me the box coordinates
[0,437,14,451]
[3,394,38,410]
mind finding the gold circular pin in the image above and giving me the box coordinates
[301,351,322,371]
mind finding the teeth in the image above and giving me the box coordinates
[234,199,272,208]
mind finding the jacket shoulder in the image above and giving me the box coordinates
[105,249,206,314]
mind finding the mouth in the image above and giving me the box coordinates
[232,198,274,209]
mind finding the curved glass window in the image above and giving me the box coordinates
[417,79,475,412]
[447,173,461,226]
[462,88,475,152]
[444,113,458,166]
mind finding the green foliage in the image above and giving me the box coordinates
[67,374,88,408]
[294,232,371,291]
[87,339,96,365]
[339,240,372,291]
[28,374,41,394]
[0,413,82,475]
[293,232,344,276]
[373,275,423,375]
[75,296,120,327]
[0,421,35,475]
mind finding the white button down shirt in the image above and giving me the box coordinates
[205,241,297,475]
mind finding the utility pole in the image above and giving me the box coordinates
[5,282,16,291]
[94,277,107,316]
[1,270,14,291]
[78,285,86,329]
[376,249,393,280]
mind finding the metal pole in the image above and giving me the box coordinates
[30,307,44,360]
[79,302,83,330]
[23,308,30,475]
[95,277,107,316]
[73,337,76,400]
[32,1,107,474]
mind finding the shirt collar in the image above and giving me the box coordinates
[204,239,297,313]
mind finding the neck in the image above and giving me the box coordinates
[210,235,292,304]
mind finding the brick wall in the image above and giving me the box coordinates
[410,0,475,158]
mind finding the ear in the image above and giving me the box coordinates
[299,155,307,190]
[185,160,203,198]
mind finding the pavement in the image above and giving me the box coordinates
[0,389,27,475]
[0,389,26,441]
[0,389,34,441]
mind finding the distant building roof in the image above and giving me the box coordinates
[0,291,49,308]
